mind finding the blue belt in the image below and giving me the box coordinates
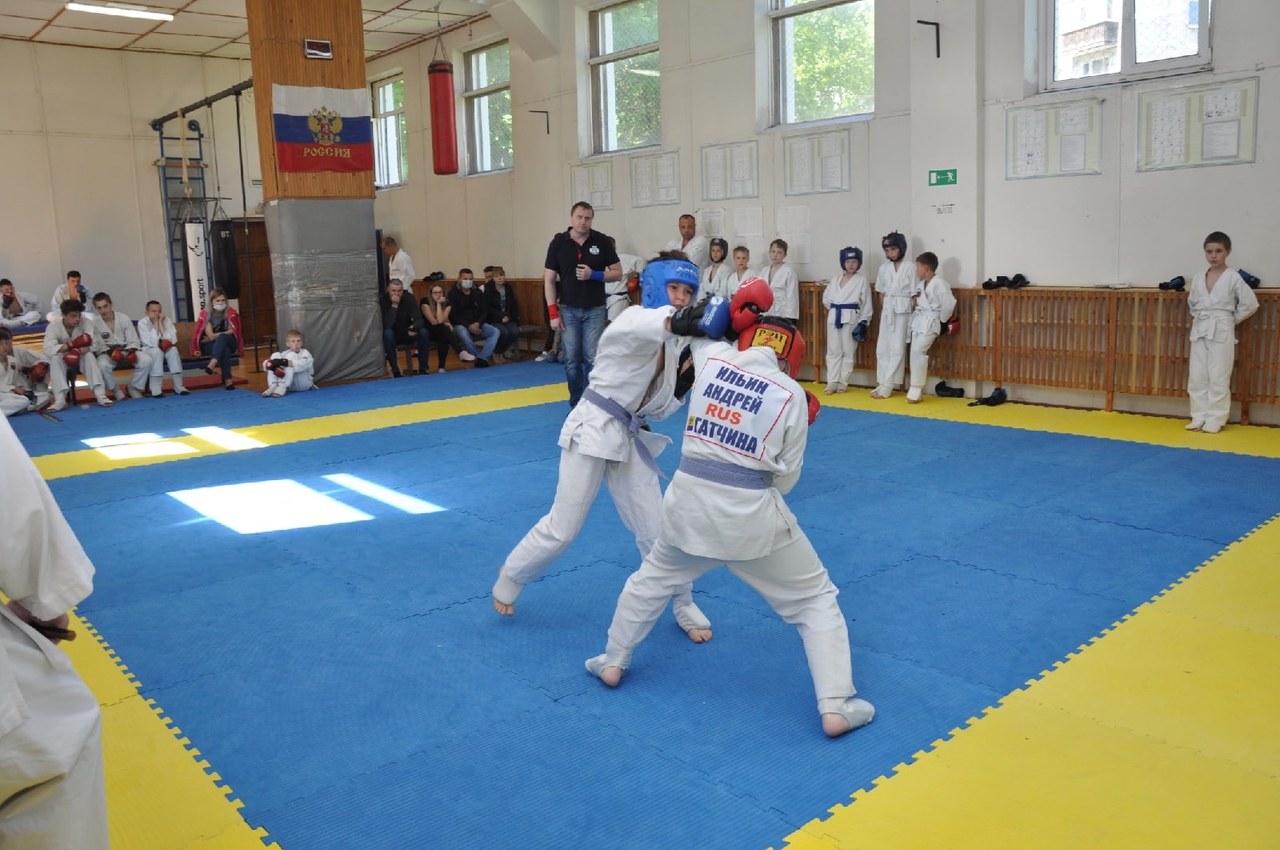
[581,387,663,478]
[831,302,859,329]
[678,456,770,490]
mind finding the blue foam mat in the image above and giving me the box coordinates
[35,391,1280,850]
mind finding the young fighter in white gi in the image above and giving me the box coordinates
[47,270,92,321]
[493,257,737,641]
[261,329,316,397]
[0,328,53,416]
[699,238,735,302]
[1185,231,1259,434]
[42,299,111,411]
[821,247,873,395]
[585,313,876,739]
[136,300,189,397]
[725,246,753,294]
[871,231,918,399]
[760,238,800,321]
[89,292,152,401]
[0,279,42,327]
[905,251,957,404]
[0,414,109,849]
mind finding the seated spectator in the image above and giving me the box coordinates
[261,329,316,397]
[487,266,523,360]
[43,299,111,410]
[88,293,151,401]
[191,288,243,391]
[379,279,426,377]
[0,327,53,416]
[419,281,463,373]
[1,279,42,327]
[136,300,188,397]
[48,270,92,321]
[447,269,498,368]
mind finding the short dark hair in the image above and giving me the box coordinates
[0,327,12,342]
[678,214,695,223]
[571,201,594,215]
[92,292,112,306]
[0,278,12,288]
[67,270,81,280]
[770,238,788,255]
[916,252,939,272]
[1204,231,1232,250]
[146,300,161,310]
[483,265,494,273]
[491,266,505,276]
[459,268,474,277]
[382,236,398,248]
[60,299,84,315]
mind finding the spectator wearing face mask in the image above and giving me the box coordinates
[191,288,243,390]
[446,268,499,368]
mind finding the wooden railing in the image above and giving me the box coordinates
[798,284,1279,423]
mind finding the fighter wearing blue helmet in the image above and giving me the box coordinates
[494,252,732,642]
[822,246,872,394]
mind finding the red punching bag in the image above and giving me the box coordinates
[429,60,459,175]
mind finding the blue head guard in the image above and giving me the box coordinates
[639,258,700,308]
[840,246,863,267]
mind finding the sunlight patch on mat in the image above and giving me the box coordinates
[322,473,445,514]
[170,479,373,533]
[183,426,268,451]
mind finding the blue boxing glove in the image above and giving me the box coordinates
[670,295,730,339]
[852,321,868,342]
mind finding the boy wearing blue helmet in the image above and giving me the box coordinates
[493,253,733,642]
[821,247,872,394]
[871,231,917,399]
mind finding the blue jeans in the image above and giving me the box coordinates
[382,328,427,375]
[454,324,499,361]
[200,334,237,382]
[559,305,606,407]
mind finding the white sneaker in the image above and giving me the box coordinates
[1202,422,1222,434]
[113,386,127,401]
[534,351,550,362]
[96,392,114,407]
[459,350,476,362]
[1184,420,1203,431]
[128,386,144,399]
[262,386,276,397]
[437,368,446,374]
[273,384,288,397]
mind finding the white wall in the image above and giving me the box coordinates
[0,40,257,317]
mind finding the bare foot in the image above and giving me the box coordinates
[822,713,852,737]
[600,665,623,687]
[870,390,887,399]
[686,627,713,644]
[493,597,514,616]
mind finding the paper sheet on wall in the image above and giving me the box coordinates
[776,206,809,236]
[1059,133,1086,173]
[733,206,763,238]
[1149,99,1187,167]
[1014,111,1047,176]
[1202,120,1240,160]
[704,152,727,200]
[699,208,725,238]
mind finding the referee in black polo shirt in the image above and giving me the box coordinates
[543,201,622,408]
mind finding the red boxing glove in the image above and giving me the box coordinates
[273,366,287,378]
[159,339,174,352]
[805,390,821,426]
[730,278,775,334]
[27,362,49,383]
[262,359,273,371]
[69,332,93,350]
[110,348,126,363]
[123,350,138,366]
[64,349,81,367]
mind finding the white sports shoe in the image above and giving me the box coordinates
[96,392,114,407]
[459,350,476,362]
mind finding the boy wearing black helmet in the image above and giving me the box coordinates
[871,231,917,399]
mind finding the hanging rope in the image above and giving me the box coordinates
[432,4,447,61]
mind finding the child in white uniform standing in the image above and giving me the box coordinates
[821,246,872,394]
[871,231,917,399]
[699,238,734,302]
[906,252,956,403]
[761,239,799,321]
[1185,231,1258,433]
[262,330,316,397]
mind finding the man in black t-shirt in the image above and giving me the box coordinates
[543,201,621,407]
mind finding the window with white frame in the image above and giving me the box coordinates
[589,0,660,154]
[770,0,875,127]
[372,77,408,187]
[1046,0,1211,89]
[464,41,513,174]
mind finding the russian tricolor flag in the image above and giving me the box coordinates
[272,84,373,173]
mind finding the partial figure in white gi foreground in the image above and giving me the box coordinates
[586,307,876,739]
[493,255,735,643]
[0,414,109,848]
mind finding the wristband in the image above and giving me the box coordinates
[590,270,604,282]
[548,304,560,321]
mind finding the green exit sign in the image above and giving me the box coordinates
[929,169,957,186]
